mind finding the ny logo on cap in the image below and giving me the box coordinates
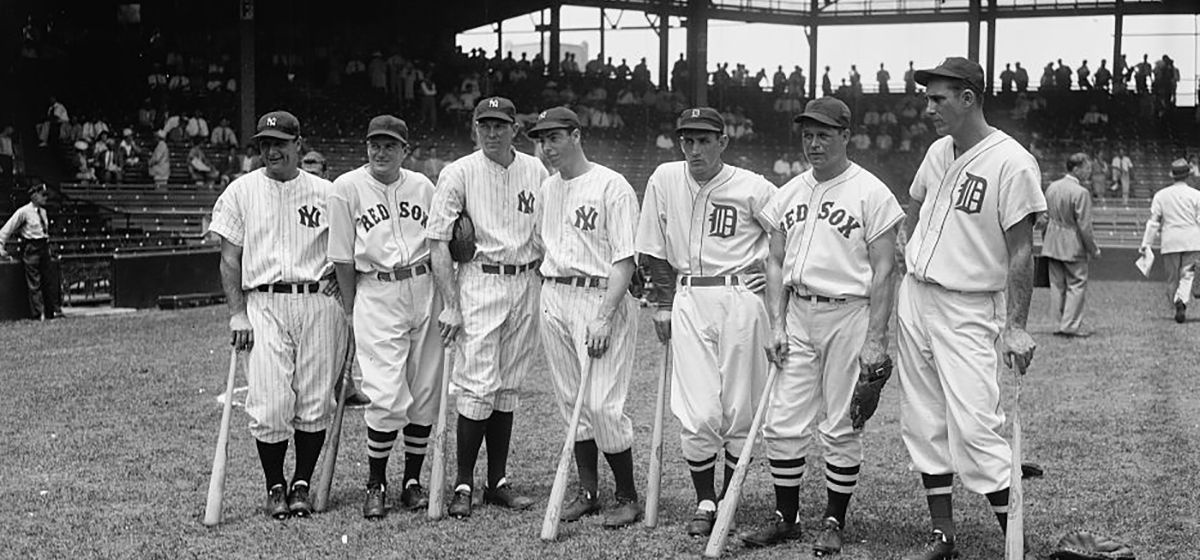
[266,117,277,126]
[488,98,500,108]
[691,109,701,118]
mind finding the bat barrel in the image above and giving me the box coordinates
[428,349,455,520]
[203,349,239,526]
[644,346,670,528]
[540,360,594,541]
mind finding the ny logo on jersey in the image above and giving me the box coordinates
[707,203,737,238]
[573,205,598,231]
[517,191,536,214]
[298,205,322,228]
[954,173,988,215]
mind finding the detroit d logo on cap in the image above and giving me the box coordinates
[691,109,701,118]
[953,173,987,215]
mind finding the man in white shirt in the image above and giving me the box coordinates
[1111,148,1133,203]
[0,183,61,320]
[1141,159,1200,323]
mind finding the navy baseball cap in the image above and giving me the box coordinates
[474,97,517,123]
[527,107,581,137]
[915,57,986,93]
[675,107,725,135]
[253,110,300,140]
[794,97,851,129]
[366,115,410,144]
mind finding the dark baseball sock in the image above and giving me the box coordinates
[922,473,955,539]
[485,410,514,489]
[986,488,1010,533]
[403,423,432,485]
[824,462,861,527]
[769,457,805,523]
[256,439,288,490]
[455,414,487,488]
[367,428,398,488]
[718,450,739,501]
[292,430,326,486]
[686,455,718,505]
[603,447,638,502]
[575,439,600,496]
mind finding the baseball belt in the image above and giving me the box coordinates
[375,262,430,282]
[545,276,607,289]
[255,282,321,294]
[480,259,541,275]
[678,275,740,287]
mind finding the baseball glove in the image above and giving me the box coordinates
[628,265,647,300]
[449,211,476,263]
[1049,531,1135,560]
[849,355,893,431]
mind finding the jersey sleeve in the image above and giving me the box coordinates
[634,170,668,260]
[207,184,244,246]
[326,175,357,264]
[758,178,793,232]
[426,162,466,241]
[998,155,1047,230]
[862,179,905,243]
[908,149,934,203]
[749,174,778,232]
[606,174,640,263]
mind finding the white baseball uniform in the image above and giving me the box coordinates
[538,163,640,454]
[758,163,903,492]
[427,149,548,421]
[635,161,773,469]
[209,168,350,444]
[327,166,443,435]
[899,131,1045,494]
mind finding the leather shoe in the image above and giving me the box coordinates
[686,507,716,537]
[448,486,472,519]
[287,482,312,517]
[812,517,843,556]
[902,530,960,560]
[483,481,535,510]
[1054,329,1093,338]
[561,489,600,522]
[265,484,290,519]
[362,484,387,519]
[602,497,642,528]
[1176,300,1187,324]
[739,511,802,548]
[400,482,429,510]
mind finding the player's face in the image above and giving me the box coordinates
[258,138,300,176]
[475,119,517,158]
[536,128,579,169]
[800,123,849,170]
[679,131,727,182]
[923,80,970,136]
[366,137,408,176]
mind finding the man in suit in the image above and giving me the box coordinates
[1141,159,1200,323]
[1042,153,1101,337]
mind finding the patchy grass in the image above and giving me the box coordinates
[0,280,1193,559]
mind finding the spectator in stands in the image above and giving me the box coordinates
[92,131,120,183]
[1055,59,1073,90]
[999,63,1014,93]
[1077,60,1092,90]
[238,144,260,177]
[37,96,69,147]
[138,100,156,130]
[1189,154,1200,185]
[1111,148,1133,203]
[72,140,95,182]
[655,130,674,151]
[1041,152,1100,337]
[773,66,787,92]
[877,63,890,94]
[0,125,13,177]
[116,129,141,183]
[1039,63,1055,90]
[1014,62,1029,93]
[422,146,447,182]
[822,66,832,96]
[149,130,170,187]
[188,138,220,188]
[59,118,82,145]
[167,72,190,91]
[848,65,862,96]
[850,126,871,152]
[1114,54,1130,94]
[863,105,881,129]
[81,116,109,143]
[300,150,328,179]
[419,75,438,129]
[875,129,894,153]
[1080,105,1108,130]
[148,64,168,89]
[1089,149,1110,198]
[160,110,183,142]
[369,52,387,91]
[904,61,916,94]
[788,65,805,98]
[1094,59,1112,92]
[672,54,688,91]
[615,58,630,81]
[210,118,238,148]
[186,111,210,140]
[1140,159,1200,323]
[773,153,792,183]
[1134,54,1151,95]
[0,182,61,320]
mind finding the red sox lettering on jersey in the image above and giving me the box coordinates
[328,166,434,272]
[777,200,864,239]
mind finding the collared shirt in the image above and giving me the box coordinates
[1042,174,1097,261]
[538,163,639,278]
[0,202,49,242]
[427,149,548,265]
[1142,181,1200,253]
[327,166,434,273]
[208,168,335,289]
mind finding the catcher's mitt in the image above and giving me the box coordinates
[449,211,476,263]
[1049,531,1135,560]
[849,355,893,431]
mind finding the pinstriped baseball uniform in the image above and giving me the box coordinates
[899,131,1045,494]
[538,163,639,453]
[634,161,774,468]
[427,149,548,420]
[758,163,903,490]
[209,168,350,443]
[327,166,443,434]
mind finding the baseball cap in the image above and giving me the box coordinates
[122,128,133,136]
[794,97,851,129]
[1170,158,1191,180]
[526,107,581,137]
[914,57,986,93]
[675,107,725,135]
[253,110,301,140]
[474,97,517,123]
[27,182,46,196]
[366,115,410,144]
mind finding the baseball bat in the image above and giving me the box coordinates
[427,348,455,520]
[644,345,671,528]
[313,336,355,513]
[541,359,596,541]
[1005,368,1025,560]
[203,349,239,526]
[704,363,781,558]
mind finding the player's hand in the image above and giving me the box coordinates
[858,337,888,370]
[1001,326,1036,375]
[438,306,463,346]
[230,311,254,351]
[321,276,341,300]
[585,316,612,358]
[742,271,766,294]
[764,326,788,367]
[652,309,672,343]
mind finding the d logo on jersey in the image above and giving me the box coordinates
[707,203,737,238]
[574,205,598,231]
[954,172,987,215]
[517,191,536,214]
[298,205,322,228]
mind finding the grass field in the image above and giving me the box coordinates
[2,280,1195,559]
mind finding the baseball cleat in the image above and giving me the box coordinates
[561,489,600,522]
[448,486,472,519]
[685,507,716,537]
[1175,300,1187,323]
[287,482,313,517]
[362,484,387,519]
[812,517,843,556]
[483,481,535,510]
[740,511,802,548]
[602,497,643,528]
[399,482,429,511]
[265,484,290,519]
[901,530,960,560]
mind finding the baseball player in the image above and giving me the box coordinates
[897,58,1044,560]
[327,115,443,519]
[527,107,643,528]
[635,107,774,537]
[208,110,351,519]
[746,97,903,556]
[427,96,548,519]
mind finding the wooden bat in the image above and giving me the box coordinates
[427,348,455,520]
[540,359,596,541]
[313,336,355,513]
[1005,367,1025,560]
[203,349,239,526]
[704,364,781,558]
[644,345,671,528]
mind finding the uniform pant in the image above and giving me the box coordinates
[20,240,60,319]
[1162,251,1200,308]
[1047,258,1089,333]
[539,281,637,453]
[245,290,350,443]
[764,296,868,469]
[671,283,769,463]
[897,277,1011,495]
[454,262,541,421]
[353,272,444,432]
